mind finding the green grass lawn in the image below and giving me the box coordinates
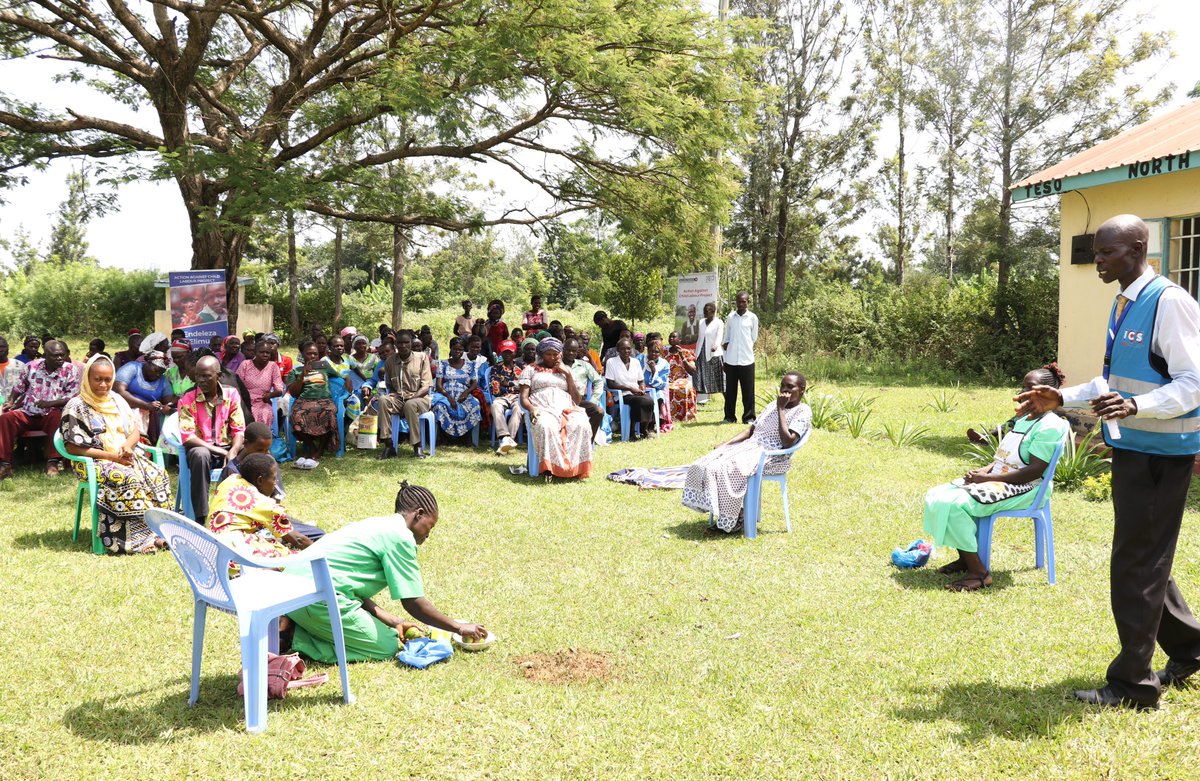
[2,378,1199,779]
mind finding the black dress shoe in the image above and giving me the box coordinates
[1156,658,1200,688]
[1073,687,1159,711]
[722,417,738,424]
[375,445,395,460]
[413,445,427,459]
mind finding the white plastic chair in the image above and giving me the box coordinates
[145,508,354,733]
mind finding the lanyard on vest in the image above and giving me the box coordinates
[1104,296,1135,381]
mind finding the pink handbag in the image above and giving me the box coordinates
[237,652,328,700]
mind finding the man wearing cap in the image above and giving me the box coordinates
[490,339,524,454]
[0,340,80,479]
[113,329,143,370]
[114,350,177,441]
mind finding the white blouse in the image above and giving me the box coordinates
[696,317,725,358]
[604,355,644,389]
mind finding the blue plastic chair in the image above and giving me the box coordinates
[740,427,812,539]
[521,407,540,477]
[53,430,165,554]
[610,387,662,441]
[389,410,438,456]
[975,438,1067,585]
[161,414,224,522]
[145,508,354,734]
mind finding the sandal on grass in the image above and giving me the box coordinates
[946,574,992,592]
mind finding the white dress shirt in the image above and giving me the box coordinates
[604,355,644,390]
[1060,267,1200,419]
[696,317,725,359]
[723,310,759,366]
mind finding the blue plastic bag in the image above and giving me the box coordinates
[891,539,933,569]
[396,637,454,669]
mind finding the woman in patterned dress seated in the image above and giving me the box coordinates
[518,338,593,479]
[208,452,313,559]
[922,364,1070,592]
[430,337,483,440]
[682,372,811,534]
[60,355,173,554]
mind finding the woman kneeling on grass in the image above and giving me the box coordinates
[281,481,487,663]
[682,372,811,534]
[923,364,1070,592]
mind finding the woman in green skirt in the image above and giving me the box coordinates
[924,364,1070,591]
[282,481,487,663]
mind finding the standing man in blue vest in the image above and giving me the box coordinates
[1018,214,1200,710]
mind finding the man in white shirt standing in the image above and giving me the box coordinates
[722,291,759,424]
[1018,214,1200,711]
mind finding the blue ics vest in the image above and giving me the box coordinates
[1105,274,1200,455]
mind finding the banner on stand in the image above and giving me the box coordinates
[168,270,228,346]
[673,272,719,349]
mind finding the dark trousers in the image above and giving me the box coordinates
[621,394,656,432]
[289,518,326,541]
[0,409,61,463]
[185,447,224,523]
[580,401,604,438]
[723,362,756,423]
[1107,448,1200,702]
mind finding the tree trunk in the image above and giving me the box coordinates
[190,222,247,332]
[392,224,407,329]
[287,211,300,336]
[945,161,956,283]
[994,0,1017,328]
[333,221,344,328]
[896,94,906,285]
[771,163,792,313]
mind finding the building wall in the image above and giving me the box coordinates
[1057,167,1200,385]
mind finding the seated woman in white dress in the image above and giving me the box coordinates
[682,372,811,534]
[518,338,593,479]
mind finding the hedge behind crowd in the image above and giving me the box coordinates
[0,263,160,339]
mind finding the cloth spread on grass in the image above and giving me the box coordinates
[396,637,454,669]
[606,465,690,490]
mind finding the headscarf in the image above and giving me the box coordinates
[79,355,135,453]
[521,338,538,350]
[536,337,564,355]
[340,326,358,338]
[140,332,169,355]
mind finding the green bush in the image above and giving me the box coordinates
[1081,473,1112,502]
[772,269,1058,384]
[0,262,160,338]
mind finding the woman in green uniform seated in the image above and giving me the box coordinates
[924,363,1070,592]
[282,481,487,663]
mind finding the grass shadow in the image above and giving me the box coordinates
[890,567,1015,592]
[660,518,773,541]
[63,675,351,744]
[910,433,975,461]
[12,528,91,553]
[893,678,1099,744]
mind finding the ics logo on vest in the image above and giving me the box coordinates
[1122,329,1145,345]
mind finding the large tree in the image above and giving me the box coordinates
[0,0,751,326]
[728,0,874,314]
[976,0,1169,326]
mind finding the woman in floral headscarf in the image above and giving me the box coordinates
[60,355,172,554]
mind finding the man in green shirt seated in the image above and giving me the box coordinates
[283,481,487,663]
[563,337,604,440]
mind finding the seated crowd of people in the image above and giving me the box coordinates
[0,292,816,667]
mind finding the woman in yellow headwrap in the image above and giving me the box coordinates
[60,355,173,554]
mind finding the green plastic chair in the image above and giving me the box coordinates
[54,430,166,555]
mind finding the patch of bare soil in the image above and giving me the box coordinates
[513,648,615,684]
